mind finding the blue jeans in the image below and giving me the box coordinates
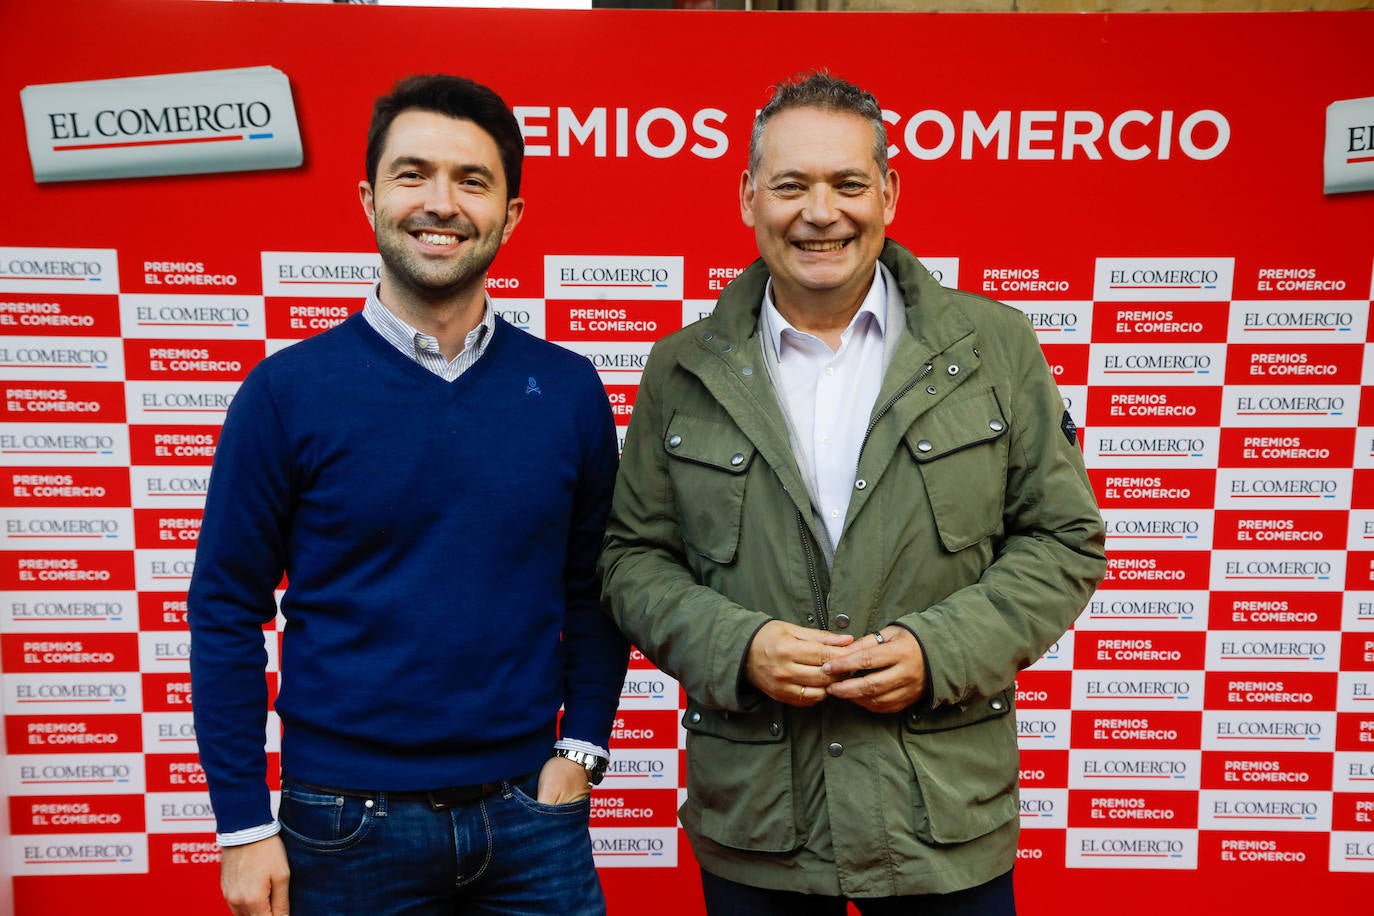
[279,773,605,916]
[699,868,1015,916]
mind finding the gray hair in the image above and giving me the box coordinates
[747,70,888,177]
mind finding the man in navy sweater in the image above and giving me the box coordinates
[189,74,629,916]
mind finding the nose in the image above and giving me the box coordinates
[802,185,838,226]
[424,178,461,218]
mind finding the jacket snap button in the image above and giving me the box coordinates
[742,366,754,376]
[854,479,866,490]
[947,364,960,376]
[916,439,933,453]
[668,435,682,448]
[730,453,745,466]
[690,711,702,723]
[770,722,781,736]
[990,699,1005,711]
[827,742,844,757]
[926,385,937,395]
[721,344,733,352]
[834,614,851,629]
[989,419,1005,432]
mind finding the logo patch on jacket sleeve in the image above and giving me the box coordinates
[1061,410,1077,445]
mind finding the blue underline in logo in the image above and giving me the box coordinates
[248,132,275,140]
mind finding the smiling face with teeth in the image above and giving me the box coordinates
[740,106,898,331]
[360,109,524,324]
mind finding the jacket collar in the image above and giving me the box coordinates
[701,239,974,361]
[675,240,980,527]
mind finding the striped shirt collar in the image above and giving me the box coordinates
[361,283,496,381]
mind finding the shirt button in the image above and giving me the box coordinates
[667,435,682,448]
[825,366,835,376]
[821,435,831,445]
[828,742,844,757]
[829,509,840,519]
[834,614,851,629]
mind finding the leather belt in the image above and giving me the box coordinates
[312,779,515,811]
[386,783,507,810]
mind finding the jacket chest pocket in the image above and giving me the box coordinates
[664,412,756,564]
[904,388,1009,552]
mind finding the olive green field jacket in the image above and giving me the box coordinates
[600,241,1107,897]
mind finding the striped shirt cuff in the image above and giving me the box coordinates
[555,737,609,761]
[217,820,280,847]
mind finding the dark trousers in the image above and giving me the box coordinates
[699,868,1015,916]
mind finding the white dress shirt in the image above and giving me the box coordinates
[761,266,888,552]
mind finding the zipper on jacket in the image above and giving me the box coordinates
[856,362,933,467]
[797,510,828,630]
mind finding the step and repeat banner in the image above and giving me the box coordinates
[2,1,1373,913]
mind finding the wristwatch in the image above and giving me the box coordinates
[555,748,608,785]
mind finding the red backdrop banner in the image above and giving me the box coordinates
[2,1,1372,913]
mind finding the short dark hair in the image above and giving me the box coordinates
[749,70,888,177]
[364,74,524,198]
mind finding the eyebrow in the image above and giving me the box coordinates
[766,167,872,183]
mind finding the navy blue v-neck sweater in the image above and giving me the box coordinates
[189,313,627,834]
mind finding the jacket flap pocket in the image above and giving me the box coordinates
[683,702,797,852]
[682,703,785,744]
[902,388,1009,552]
[901,689,1018,844]
[904,689,1012,735]
[665,413,757,474]
[903,388,1007,463]
[663,412,753,564]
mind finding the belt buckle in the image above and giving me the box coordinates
[425,789,460,811]
[424,783,493,810]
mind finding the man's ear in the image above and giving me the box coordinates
[358,180,376,230]
[882,168,900,227]
[739,170,757,228]
[500,197,525,245]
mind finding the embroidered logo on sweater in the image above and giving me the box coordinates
[525,376,542,396]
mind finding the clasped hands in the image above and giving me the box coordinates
[744,619,928,714]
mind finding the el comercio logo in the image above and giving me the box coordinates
[1325,96,1374,194]
[20,66,302,183]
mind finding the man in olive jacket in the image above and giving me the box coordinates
[600,72,1106,914]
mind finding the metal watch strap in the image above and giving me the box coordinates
[555,748,608,785]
